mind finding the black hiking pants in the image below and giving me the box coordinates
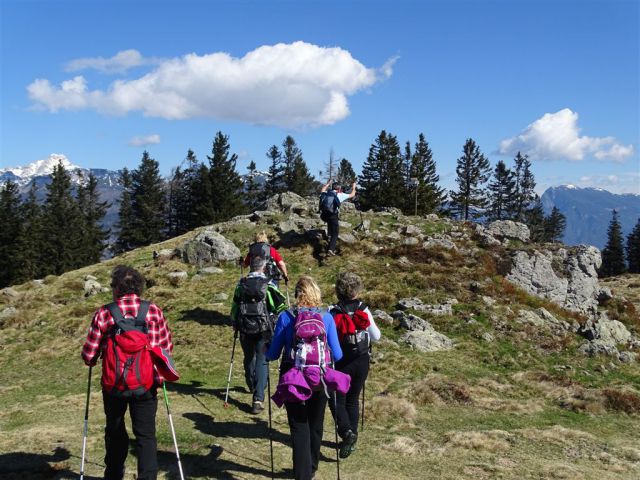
[332,354,370,438]
[323,212,340,252]
[285,391,328,480]
[103,389,158,480]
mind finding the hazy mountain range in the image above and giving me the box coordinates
[2,155,639,250]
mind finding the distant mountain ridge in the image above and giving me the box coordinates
[541,185,640,249]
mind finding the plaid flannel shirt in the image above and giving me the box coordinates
[81,294,173,386]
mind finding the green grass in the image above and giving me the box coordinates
[1,214,639,479]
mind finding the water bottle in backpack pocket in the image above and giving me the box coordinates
[101,301,155,397]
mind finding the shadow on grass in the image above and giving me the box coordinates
[178,307,230,326]
[168,381,252,413]
[184,412,290,445]
[0,447,95,479]
[274,229,327,267]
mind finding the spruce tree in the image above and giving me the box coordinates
[626,218,640,273]
[543,206,566,243]
[358,130,405,211]
[207,131,245,222]
[166,166,184,237]
[16,182,44,282]
[191,163,215,227]
[130,151,166,247]
[0,180,23,287]
[600,210,626,277]
[449,138,491,220]
[404,141,413,186]
[410,133,445,215]
[77,172,110,263]
[173,150,198,235]
[526,196,546,243]
[115,167,136,253]
[264,145,285,199]
[245,160,262,212]
[487,160,515,221]
[290,154,316,196]
[336,158,356,187]
[41,161,84,275]
[282,135,301,190]
[511,152,536,222]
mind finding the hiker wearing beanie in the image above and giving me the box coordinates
[81,265,174,480]
[243,231,289,286]
[329,272,381,459]
[231,255,287,414]
[266,276,345,480]
[319,180,357,256]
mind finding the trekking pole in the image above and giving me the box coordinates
[224,329,238,408]
[333,390,341,480]
[162,383,186,480]
[285,281,291,308]
[361,380,365,431]
[267,362,275,479]
[79,365,92,480]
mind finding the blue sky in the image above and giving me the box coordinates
[1,0,638,193]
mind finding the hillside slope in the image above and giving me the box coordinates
[1,198,639,479]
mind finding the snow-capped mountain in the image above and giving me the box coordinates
[1,154,123,241]
[541,185,640,249]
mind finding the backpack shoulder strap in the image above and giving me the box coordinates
[106,302,125,324]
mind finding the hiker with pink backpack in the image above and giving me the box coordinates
[266,275,350,480]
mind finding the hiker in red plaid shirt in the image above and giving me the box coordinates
[82,265,173,480]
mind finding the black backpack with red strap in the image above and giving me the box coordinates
[330,301,371,359]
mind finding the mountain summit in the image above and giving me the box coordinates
[0,153,82,184]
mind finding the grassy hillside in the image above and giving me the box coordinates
[1,210,639,479]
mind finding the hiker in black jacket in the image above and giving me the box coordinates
[319,180,357,256]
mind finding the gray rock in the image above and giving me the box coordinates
[481,296,496,307]
[579,340,620,357]
[277,220,298,235]
[339,221,352,229]
[396,298,453,316]
[1,287,20,299]
[84,279,103,297]
[423,234,457,251]
[473,225,502,247]
[619,351,637,363]
[191,274,203,282]
[372,309,394,326]
[154,249,176,261]
[400,329,454,352]
[386,231,402,241]
[486,220,530,243]
[398,312,431,331]
[213,293,229,302]
[250,210,277,222]
[0,307,18,319]
[179,229,241,266]
[265,192,307,213]
[403,237,419,246]
[32,279,45,287]
[84,274,98,281]
[397,298,424,310]
[338,232,357,244]
[482,332,495,342]
[517,310,546,327]
[199,266,224,275]
[339,201,356,213]
[167,271,188,285]
[403,224,422,236]
[597,287,614,303]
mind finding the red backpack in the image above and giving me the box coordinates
[101,301,155,397]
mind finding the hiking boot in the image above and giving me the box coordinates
[339,430,358,458]
[327,250,336,256]
[251,400,264,414]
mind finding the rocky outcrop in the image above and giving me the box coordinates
[393,309,454,352]
[396,298,454,316]
[486,220,530,243]
[506,245,602,315]
[179,228,241,266]
[264,192,310,215]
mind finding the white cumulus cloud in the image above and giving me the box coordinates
[128,134,161,147]
[65,49,161,74]
[499,108,634,162]
[28,42,394,128]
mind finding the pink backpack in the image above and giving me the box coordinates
[291,309,330,391]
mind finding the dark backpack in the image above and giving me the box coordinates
[330,301,371,359]
[249,242,280,281]
[236,276,272,335]
[319,190,340,215]
[101,301,155,397]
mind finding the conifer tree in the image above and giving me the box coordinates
[543,206,566,243]
[77,172,110,263]
[16,182,43,282]
[281,135,301,190]
[115,167,136,253]
[130,151,166,247]
[511,152,536,222]
[410,133,445,215]
[207,131,245,222]
[173,149,200,235]
[404,141,413,186]
[336,158,356,187]
[626,218,640,273]
[358,130,405,211]
[600,210,626,277]
[526,196,546,243]
[290,154,316,196]
[190,163,215,227]
[245,160,262,212]
[487,160,515,221]
[264,145,284,199]
[166,166,184,237]
[449,138,491,220]
[0,180,23,287]
[41,161,84,275]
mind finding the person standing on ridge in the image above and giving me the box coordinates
[81,265,174,480]
[243,231,289,286]
[319,180,357,256]
[231,255,287,414]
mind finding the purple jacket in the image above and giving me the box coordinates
[272,366,351,408]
